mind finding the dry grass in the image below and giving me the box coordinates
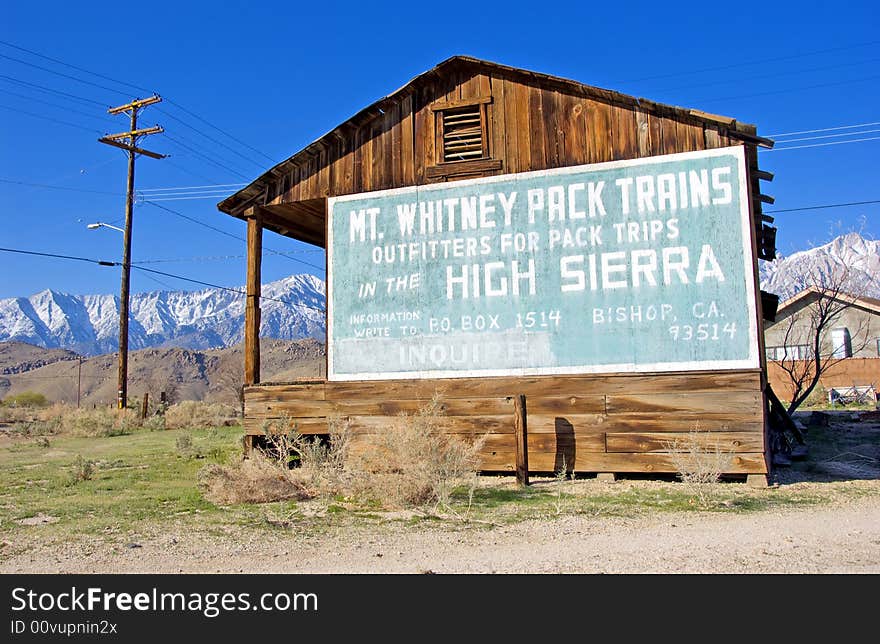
[211,396,486,511]
[346,395,486,510]
[666,430,734,508]
[197,456,312,505]
[163,401,240,429]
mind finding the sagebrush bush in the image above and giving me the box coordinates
[163,401,240,430]
[346,395,485,509]
[197,456,312,505]
[666,429,733,508]
[1,391,49,408]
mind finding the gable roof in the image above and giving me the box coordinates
[774,287,880,317]
[217,55,774,217]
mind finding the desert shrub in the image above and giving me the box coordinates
[666,430,733,509]
[59,407,140,437]
[164,401,240,430]
[69,455,95,484]
[347,395,485,509]
[1,391,49,408]
[143,414,166,431]
[197,456,312,505]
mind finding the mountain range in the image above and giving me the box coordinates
[0,234,877,356]
[758,232,880,301]
[0,274,325,356]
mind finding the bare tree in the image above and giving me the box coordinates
[770,262,874,414]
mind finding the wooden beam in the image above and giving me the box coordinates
[245,210,262,386]
[513,394,529,486]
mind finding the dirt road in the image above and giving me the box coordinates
[3,489,878,574]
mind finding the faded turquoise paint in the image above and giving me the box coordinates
[327,147,759,380]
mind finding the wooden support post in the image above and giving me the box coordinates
[244,209,263,386]
[747,474,769,488]
[141,392,149,420]
[513,394,529,486]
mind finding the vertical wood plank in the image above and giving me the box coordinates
[635,107,651,157]
[586,100,612,163]
[611,103,637,160]
[514,394,529,486]
[245,211,262,386]
[562,95,587,166]
[413,90,427,184]
[528,85,546,171]
[400,93,415,185]
[489,74,506,166]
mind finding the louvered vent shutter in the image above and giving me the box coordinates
[442,105,484,162]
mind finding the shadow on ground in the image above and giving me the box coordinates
[776,410,880,484]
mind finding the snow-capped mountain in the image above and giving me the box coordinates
[759,233,880,301]
[0,274,325,356]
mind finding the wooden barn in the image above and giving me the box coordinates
[217,55,777,485]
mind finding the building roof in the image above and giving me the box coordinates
[774,287,880,317]
[217,55,774,217]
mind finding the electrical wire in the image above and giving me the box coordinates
[769,128,880,145]
[0,74,109,108]
[764,200,880,214]
[766,121,880,138]
[141,201,326,272]
[0,88,117,124]
[0,246,326,312]
[765,136,880,151]
[0,178,122,196]
[620,38,880,84]
[0,103,103,133]
[161,134,251,180]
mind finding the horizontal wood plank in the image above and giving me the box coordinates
[606,391,761,414]
[606,431,764,453]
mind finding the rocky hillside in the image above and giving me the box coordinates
[0,338,324,406]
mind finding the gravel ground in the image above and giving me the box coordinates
[3,486,878,574]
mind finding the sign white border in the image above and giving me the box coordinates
[327,146,759,381]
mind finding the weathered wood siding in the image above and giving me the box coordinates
[244,371,767,475]
[264,68,734,208]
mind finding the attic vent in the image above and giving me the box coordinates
[442,105,484,162]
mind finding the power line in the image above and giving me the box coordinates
[695,74,880,105]
[141,201,326,272]
[162,158,224,185]
[0,39,154,96]
[163,98,276,164]
[0,52,132,99]
[765,136,880,151]
[0,246,117,266]
[767,120,880,138]
[139,194,234,202]
[658,56,880,95]
[0,88,116,124]
[139,183,247,193]
[765,200,880,214]
[162,134,251,180]
[0,39,273,163]
[620,39,880,84]
[0,74,109,108]
[0,178,122,196]
[156,107,266,170]
[0,103,103,133]
[770,128,880,145]
[0,246,326,312]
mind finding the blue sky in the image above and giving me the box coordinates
[1,0,878,299]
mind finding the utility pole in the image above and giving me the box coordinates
[76,356,82,409]
[99,95,165,409]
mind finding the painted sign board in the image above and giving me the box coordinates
[327,146,759,381]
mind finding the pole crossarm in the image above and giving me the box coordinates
[103,125,164,140]
[98,136,166,159]
[107,94,162,114]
